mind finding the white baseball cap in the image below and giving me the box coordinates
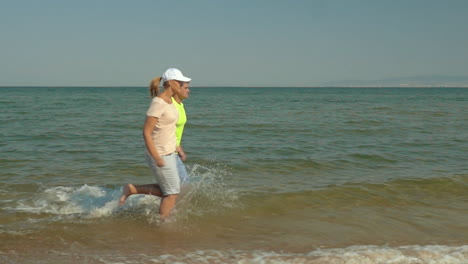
[162,68,191,82]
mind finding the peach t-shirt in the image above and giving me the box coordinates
[146,97,179,155]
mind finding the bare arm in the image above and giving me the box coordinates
[143,116,165,167]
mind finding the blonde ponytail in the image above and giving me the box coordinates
[149,77,162,98]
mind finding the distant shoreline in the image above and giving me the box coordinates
[1,86,468,88]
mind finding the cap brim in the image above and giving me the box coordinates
[177,76,191,82]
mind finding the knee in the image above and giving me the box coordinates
[163,194,178,201]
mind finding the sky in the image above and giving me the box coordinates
[1,0,468,87]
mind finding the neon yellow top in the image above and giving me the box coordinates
[172,97,186,147]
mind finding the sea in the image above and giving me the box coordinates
[0,86,467,264]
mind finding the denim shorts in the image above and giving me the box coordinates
[145,152,180,195]
[176,155,190,185]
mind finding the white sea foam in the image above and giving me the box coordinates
[303,245,468,264]
[13,184,124,218]
[120,245,468,264]
[10,163,236,220]
[7,245,466,264]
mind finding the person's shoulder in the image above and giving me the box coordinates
[151,97,167,104]
[171,97,184,106]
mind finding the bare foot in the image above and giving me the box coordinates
[119,184,134,206]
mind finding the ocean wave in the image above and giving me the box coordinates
[135,245,468,264]
[348,153,399,163]
[4,245,467,264]
[5,173,467,220]
[12,185,122,217]
[338,127,393,135]
[240,174,468,210]
[344,119,385,125]
[7,163,239,222]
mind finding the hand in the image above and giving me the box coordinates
[156,157,165,167]
[178,150,187,161]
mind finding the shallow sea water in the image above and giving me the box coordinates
[1,87,467,263]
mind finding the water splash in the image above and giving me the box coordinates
[14,185,121,217]
[11,162,239,223]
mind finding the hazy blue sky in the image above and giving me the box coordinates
[1,0,467,86]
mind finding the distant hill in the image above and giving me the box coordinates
[321,75,468,87]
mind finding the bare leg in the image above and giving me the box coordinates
[119,183,163,206]
[159,194,178,220]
